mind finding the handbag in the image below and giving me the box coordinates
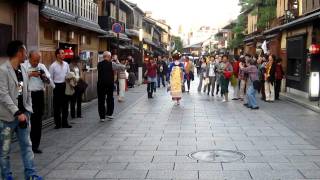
[253,80,261,90]
[76,79,88,93]
[223,63,233,79]
[224,71,232,79]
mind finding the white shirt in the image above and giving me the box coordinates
[49,61,70,83]
[208,63,216,77]
[74,67,80,81]
[24,60,55,91]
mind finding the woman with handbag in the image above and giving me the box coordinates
[69,57,87,118]
[218,55,233,102]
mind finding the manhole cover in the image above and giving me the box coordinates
[187,150,246,163]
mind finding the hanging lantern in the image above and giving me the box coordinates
[64,47,74,59]
[309,44,320,54]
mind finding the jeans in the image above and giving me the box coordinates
[157,73,166,87]
[247,83,258,108]
[0,113,38,179]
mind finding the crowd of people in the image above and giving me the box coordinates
[143,52,285,109]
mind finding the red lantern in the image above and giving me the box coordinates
[64,47,74,59]
[309,44,320,54]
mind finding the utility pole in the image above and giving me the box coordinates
[116,0,120,55]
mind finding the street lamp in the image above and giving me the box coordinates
[138,28,144,85]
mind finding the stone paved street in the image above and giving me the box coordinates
[11,82,320,180]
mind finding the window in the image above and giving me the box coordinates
[0,24,12,57]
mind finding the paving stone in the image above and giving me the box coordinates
[222,162,271,170]
[269,162,320,170]
[126,163,174,170]
[95,170,148,179]
[147,170,198,179]
[199,170,251,180]
[249,169,304,179]
[45,170,99,179]
[174,163,222,171]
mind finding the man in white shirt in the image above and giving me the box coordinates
[24,50,54,153]
[49,48,72,129]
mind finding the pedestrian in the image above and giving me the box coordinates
[204,56,216,96]
[215,55,222,96]
[97,51,126,122]
[24,50,54,154]
[257,54,266,101]
[264,54,276,102]
[169,54,184,105]
[184,56,194,92]
[197,58,207,92]
[240,58,260,110]
[127,56,136,88]
[118,59,129,102]
[218,55,233,102]
[232,56,240,100]
[0,40,43,180]
[238,57,246,101]
[112,54,120,95]
[145,57,157,99]
[70,56,86,118]
[65,71,77,120]
[157,56,167,88]
[275,57,285,100]
[49,48,72,129]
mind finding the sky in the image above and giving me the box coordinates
[128,0,241,35]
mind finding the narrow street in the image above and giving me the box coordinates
[11,82,320,180]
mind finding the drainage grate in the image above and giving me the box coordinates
[187,150,246,163]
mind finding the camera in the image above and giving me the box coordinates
[38,69,50,83]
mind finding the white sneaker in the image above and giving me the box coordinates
[106,116,114,120]
[100,119,105,122]
[222,99,227,102]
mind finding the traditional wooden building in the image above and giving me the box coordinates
[0,0,40,60]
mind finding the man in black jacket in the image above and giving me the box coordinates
[97,51,126,122]
[157,56,167,88]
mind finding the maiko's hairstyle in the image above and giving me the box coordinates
[6,40,24,58]
[55,48,64,57]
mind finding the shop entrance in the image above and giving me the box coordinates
[286,35,308,92]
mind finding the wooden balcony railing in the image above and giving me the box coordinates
[44,0,98,23]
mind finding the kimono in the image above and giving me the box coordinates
[169,61,184,100]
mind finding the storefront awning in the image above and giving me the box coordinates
[41,5,106,35]
[143,38,158,47]
[99,31,132,41]
[125,29,139,37]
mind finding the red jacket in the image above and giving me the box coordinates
[233,61,240,78]
[146,63,157,78]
